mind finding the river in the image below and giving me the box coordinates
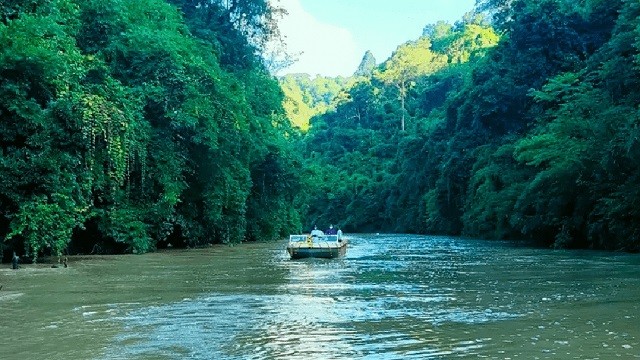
[1,234,639,359]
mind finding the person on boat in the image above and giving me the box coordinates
[337,227,343,241]
[325,224,337,235]
[11,252,19,269]
[310,225,324,239]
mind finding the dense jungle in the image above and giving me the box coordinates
[1,0,639,262]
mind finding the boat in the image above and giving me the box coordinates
[286,233,348,259]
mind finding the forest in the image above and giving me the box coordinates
[1,0,639,262]
[286,0,640,251]
[0,0,303,261]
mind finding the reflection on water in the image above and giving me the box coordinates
[2,235,640,359]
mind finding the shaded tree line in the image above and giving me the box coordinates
[0,0,302,261]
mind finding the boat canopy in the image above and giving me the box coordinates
[289,234,340,242]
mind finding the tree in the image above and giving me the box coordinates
[375,37,448,131]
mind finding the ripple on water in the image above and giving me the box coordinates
[98,286,523,360]
[90,235,640,360]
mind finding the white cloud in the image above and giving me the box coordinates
[273,0,361,77]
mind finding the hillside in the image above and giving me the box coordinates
[292,0,640,251]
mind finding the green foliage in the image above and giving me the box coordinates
[279,73,350,131]
[7,194,87,260]
[97,206,150,254]
[463,143,529,239]
[375,37,449,131]
[377,37,448,83]
[507,0,640,249]
[2,0,637,258]
[428,18,499,63]
[168,0,285,72]
[299,0,638,252]
[0,1,88,259]
[0,0,300,260]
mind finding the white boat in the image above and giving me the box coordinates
[286,233,348,259]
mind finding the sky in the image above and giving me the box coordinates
[273,0,477,77]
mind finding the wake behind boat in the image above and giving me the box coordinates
[286,233,348,259]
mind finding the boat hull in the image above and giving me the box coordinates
[287,242,347,259]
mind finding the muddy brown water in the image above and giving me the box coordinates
[1,234,639,359]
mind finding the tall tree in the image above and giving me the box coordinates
[375,37,448,131]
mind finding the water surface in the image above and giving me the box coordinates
[1,234,639,359]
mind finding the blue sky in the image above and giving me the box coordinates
[274,0,477,77]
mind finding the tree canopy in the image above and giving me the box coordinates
[1,0,301,261]
[2,0,638,261]
[295,0,639,251]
